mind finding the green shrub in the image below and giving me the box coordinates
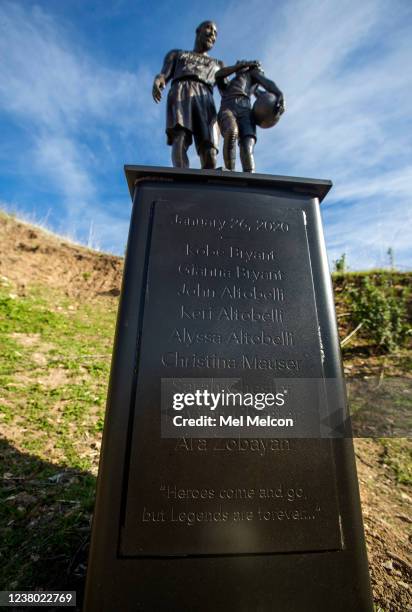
[348,276,409,351]
[334,253,347,273]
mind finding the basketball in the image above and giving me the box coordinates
[253,92,285,129]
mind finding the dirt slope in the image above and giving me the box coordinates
[0,211,122,299]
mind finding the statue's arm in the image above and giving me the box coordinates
[215,61,229,92]
[152,50,178,103]
[215,60,259,80]
[252,70,284,105]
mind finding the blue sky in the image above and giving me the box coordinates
[0,0,411,269]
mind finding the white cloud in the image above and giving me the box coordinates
[33,135,96,203]
[0,1,157,244]
[0,3,153,131]
[218,0,412,269]
[0,0,410,268]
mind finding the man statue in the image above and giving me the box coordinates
[215,61,284,172]
[152,21,223,169]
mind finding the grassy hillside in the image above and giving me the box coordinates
[0,211,411,611]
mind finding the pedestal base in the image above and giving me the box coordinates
[84,166,373,612]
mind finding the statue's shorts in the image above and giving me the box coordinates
[166,79,219,153]
[218,96,257,141]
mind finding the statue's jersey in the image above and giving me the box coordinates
[170,50,222,89]
[160,49,222,151]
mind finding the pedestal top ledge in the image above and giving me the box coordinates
[124,165,333,203]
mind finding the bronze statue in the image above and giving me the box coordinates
[216,61,285,172]
[152,21,223,169]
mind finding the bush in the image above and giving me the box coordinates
[334,253,347,273]
[348,276,409,352]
